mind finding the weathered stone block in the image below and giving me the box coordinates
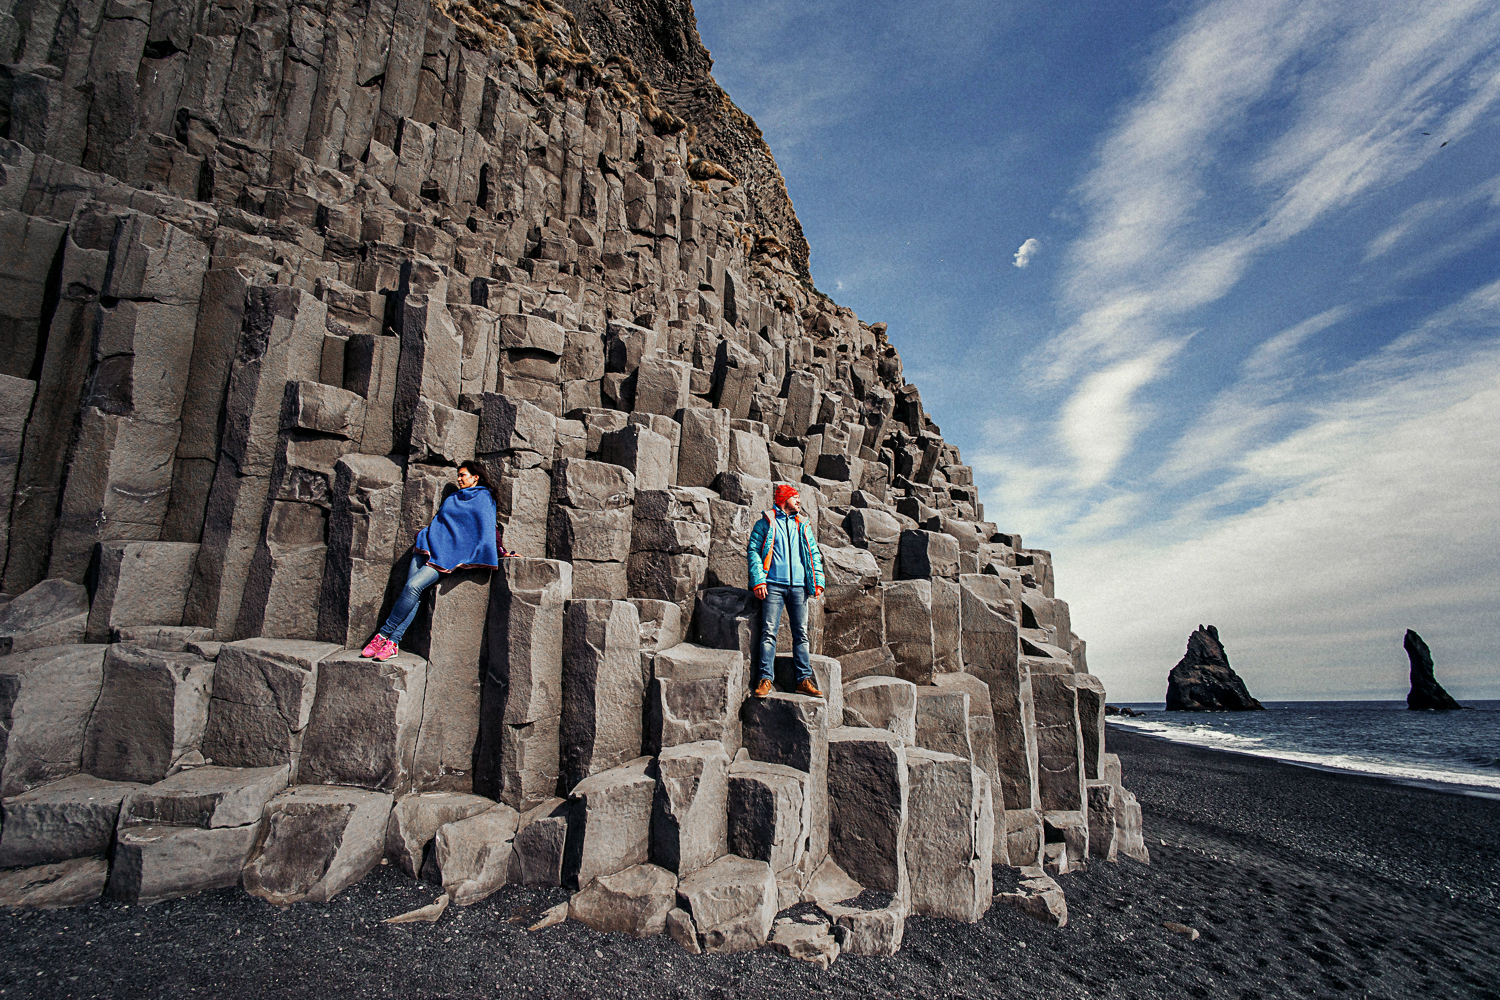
[200,638,340,771]
[899,530,959,580]
[568,862,677,937]
[0,580,89,655]
[564,756,654,889]
[477,392,555,456]
[81,644,214,784]
[551,457,635,510]
[633,355,690,416]
[651,739,729,876]
[317,455,404,647]
[677,854,777,954]
[85,541,199,643]
[600,424,671,492]
[0,774,140,868]
[508,797,569,886]
[727,759,809,874]
[677,407,729,488]
[118,765,289,831]
[386,790,497,878]
[741,693,830,868]
[548,505,632,563]
[299,650,427,792]
[408,569,489,792]
[958,575,1036,815]
[905,750,992,922]
[431,803,521,904]
[109,823,263,904]
[0,645,104,796]
[651,643,745,756]
[243,785,394,904]
[1074,673,1106,780]
[408,396,478,465]
[0,857,109,909]
[882,580,936,685]
[914,686,972,760]
[842,676,917,745]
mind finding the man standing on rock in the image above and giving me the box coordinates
[746,484,826,699]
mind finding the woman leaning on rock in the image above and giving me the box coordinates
[361,460,510,661]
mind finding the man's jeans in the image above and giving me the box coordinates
[756,582,810,684]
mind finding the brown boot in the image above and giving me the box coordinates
[753,678,774,699]
[795,678,824,698]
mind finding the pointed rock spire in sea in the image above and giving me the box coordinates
[1165,625,1265,711]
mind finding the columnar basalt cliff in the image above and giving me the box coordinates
[0,0,1146,955]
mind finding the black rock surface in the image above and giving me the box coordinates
[1165,625,1265,711]
[1405,629,1462,711]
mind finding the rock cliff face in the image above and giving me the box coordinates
[1404,630,1461,711]
[1165,625,1264,712]
[0,0,1148,952]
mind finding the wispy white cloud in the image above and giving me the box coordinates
[1012,238,1040,268]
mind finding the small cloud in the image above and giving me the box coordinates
[1013,237,1040,268]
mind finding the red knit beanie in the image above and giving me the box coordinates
[774,484,799,508]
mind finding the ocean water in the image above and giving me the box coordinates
[1108,700,1500,796]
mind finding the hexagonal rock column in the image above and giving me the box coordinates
[741,692,830,869]
[827,727,909,895]
[1032,670,1086,814]
[676,854,778,954]
[549,458,634,599]
[628,487,711,620]
[844,507,902,581]
[905,749,993,923]
[957,574,1040,863]
[0,774,141,868]
[407,568,490,792]
[1074,672,1107,780]
[564,756,654,890]
[108,765,289,904]
[476,558,571,810]
[0,644,105,796]
[561,600,642,792]
[84,541,200,643]
[81,644,215,784]
[650,739,729,876]
[649,642,745,757]
[430,803,521,905]
[297,650,427,792]
[200,639,340,774]
[842,676,917,745]
[727,759,810,875]
[317,454,404,648]
[384,791,498,878]
[569,862,679,937]
[242,785,394,905]
[881,580,936,685]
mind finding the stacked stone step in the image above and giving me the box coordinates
[0,0,1150,956]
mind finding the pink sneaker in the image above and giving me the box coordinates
[371,636,399,661]
[361,634,389,658]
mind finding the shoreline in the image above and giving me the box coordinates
[4,730,1498,999]
[1107,719,1500,800]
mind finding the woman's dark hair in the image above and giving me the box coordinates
[458,460,499,504]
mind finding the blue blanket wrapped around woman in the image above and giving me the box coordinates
[414,485,499,572]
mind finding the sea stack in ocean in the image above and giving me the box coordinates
[1404,630,1461,711]
[1165,626,1264,711]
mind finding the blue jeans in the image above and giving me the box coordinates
[379,556,441,644]
[757,582,810,684]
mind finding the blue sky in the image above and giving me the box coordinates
[693,0,1500,702]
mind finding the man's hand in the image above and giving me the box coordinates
[753,584,768,600]
[814,586,823,598]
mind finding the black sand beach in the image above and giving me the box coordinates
[4,727,1497,1000]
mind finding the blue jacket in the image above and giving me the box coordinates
[746,508,825,595]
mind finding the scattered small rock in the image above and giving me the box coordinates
[1164,921,1200,940]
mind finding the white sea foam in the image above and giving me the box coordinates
[1109,716,1500,794]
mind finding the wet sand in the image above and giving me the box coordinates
[4,727,1497,999]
